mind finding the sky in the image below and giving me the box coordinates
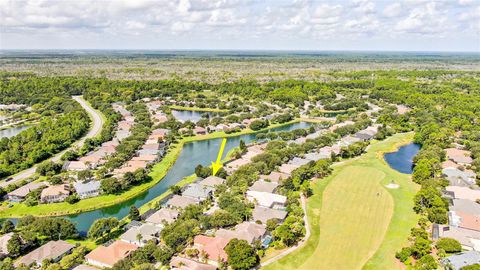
[0,0,479,52]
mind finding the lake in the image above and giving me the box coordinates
[66,121,312,233]
[171,110,218,123]
[384,143,421,174]
[0,125,30,139]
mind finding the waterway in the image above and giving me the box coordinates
[384,143,421,174]
[67,121,312,233]
[171,109,218,123]
[0,125,30,139]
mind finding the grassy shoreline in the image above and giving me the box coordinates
[263,133,419,270]
[0,119,310,218]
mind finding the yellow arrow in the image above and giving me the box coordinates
[211,138,227,176]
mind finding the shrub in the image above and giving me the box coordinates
[436,238,462,253]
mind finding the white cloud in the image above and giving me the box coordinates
[383,3,402,17]
[0,0,478,51]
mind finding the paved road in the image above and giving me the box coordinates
[0,96,104,187]
[260,194,311,267]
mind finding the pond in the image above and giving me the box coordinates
[384,143,421,174]
[171,110,219,123]
[66,121,312,233]
[0,125,31,139]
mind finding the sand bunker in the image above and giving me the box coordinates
[385,183,400,189]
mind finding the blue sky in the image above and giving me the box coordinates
[1,0,479,51]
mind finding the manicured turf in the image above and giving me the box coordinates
[263,133,419,270]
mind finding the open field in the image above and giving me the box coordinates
[263,133,419,270]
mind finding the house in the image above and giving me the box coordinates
[170,256,216,270]
[145,208,179,225]
[137,149,160,156]
[182,183,214,201]
[225,158,250,172]
[73,180,101,199]
[0,233,13,257]
[329,120,354,131]
[102,139,120,148]
[79,155,104,168]
[306,130,325,140]
[449,199,480,231]
[6,181,47,202]
[194,126,207,135]
[131,154,158,163]
[165,195,199,209]
[443,167,477,186]
[354,131,374,141]
[120,224,162,247]
[142,143,160,151]
[151,128,169,137]
[304,152,330,162]
[63,161,89,171]
[338,136,361,147]
[446,186,480,201]
[252,205,288,224]
[260,172,290,183]
[153,114,168,123]
[198,176,225,188]
[278,164,299,175]
[193,235,229,266]
[14,240,74,268]
[116,130,131,141]
[41,185,70,203]
[445,148,473,165]
[288,157,311,167]
[396,105,410,115]
[441,251,480,270]
[85,240,138,268]
[249,180,278,193]
[215,222,267,244]
[435,224,480,251]
[246,191,287,209]
[72,265,98,270]
[442,160,460,169]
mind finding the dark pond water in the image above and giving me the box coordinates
[0,125,30,139]
[384,143,421,174]
[171,110,218,123]
[65,121,312,233]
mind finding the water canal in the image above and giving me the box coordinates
[67,121,312,233]
[171,109,219,123]
[384,143,421,174]
[0,125,30,139]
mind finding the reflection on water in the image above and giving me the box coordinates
[171,110,218,123]
[0,125,30,139]
[384,143,421,174]
[66,121,312,233]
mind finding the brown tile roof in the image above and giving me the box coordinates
[15,240,74,267]
[446,148,473,164]
[193,235,229,262]
[85,240,138,268]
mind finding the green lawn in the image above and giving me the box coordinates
[0,119,305,217]
[263,133,419,270]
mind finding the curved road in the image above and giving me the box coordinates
[0,96,104,187]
